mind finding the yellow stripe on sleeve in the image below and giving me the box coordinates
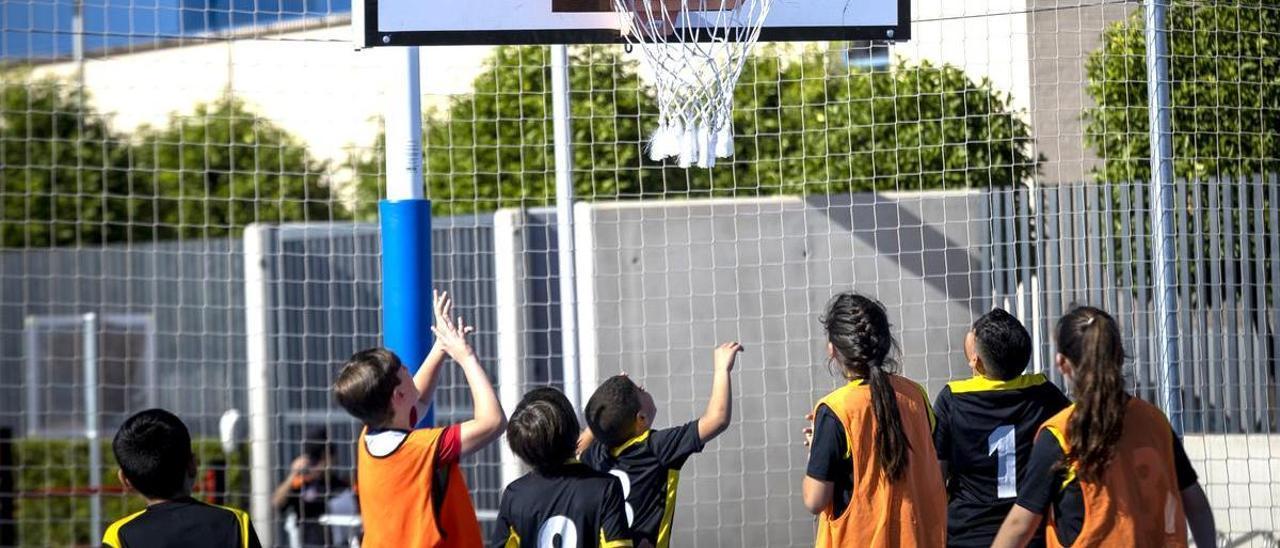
[599,529,634,548]
[504,526,521,548]
[214,505,252,548]
[101,509,147,548]
[655,470,681,548]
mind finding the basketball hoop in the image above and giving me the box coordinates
[612,0,773,168]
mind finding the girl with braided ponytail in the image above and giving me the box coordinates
[801,292,946,547]
[993,306,1217,548]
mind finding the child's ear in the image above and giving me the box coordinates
[117,469,134,493]
[825,341,835,359]
[188,454,198,477]
[1055,353,1072,377]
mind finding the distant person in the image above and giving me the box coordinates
[992,306,1217,548]
[496,387,633,547]
[272,427,350,547]
[932,308,1070,547]
[801,292,946,547]
[103,408,262,548]
[577,341,743,548]
[333,290,506,547]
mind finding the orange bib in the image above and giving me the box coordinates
[357,427,484,548]
[1040,399,1187,548]
[812,376,947,548]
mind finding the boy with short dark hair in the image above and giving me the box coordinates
[496,387,633,548]
[333,290,506,548]
[103,408,262,548]
[932,308,1070,547]
[578,342,743,548]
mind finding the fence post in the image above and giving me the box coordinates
[82,313,102,543]
[243,225,276,547]
[0,428,13,546]
[1145,0,1182,432]
[551,44,581,411]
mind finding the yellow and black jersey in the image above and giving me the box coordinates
[932,373,1070,547]
[101,497,261,548]
[581,420,704,548]
[496,462,633,548]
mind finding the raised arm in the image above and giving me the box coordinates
[697,342,742,443]
[413,290,455,410]
[432,312,506,458]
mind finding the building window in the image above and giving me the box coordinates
[24,314,156,437]
[843,41,891,71]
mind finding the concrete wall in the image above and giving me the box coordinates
[1024,0,1133,185]
[573,192,992,546]
[1183,435,1280,546]
[0,240,246,437]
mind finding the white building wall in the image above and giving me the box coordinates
[894,0,1033,113]
[32,23,496,178]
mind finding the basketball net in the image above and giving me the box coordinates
[612,0,773,168]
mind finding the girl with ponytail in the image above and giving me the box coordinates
[801,292,946,547]
[993,306,1217,548]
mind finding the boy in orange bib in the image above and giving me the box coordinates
[333,291,506,548]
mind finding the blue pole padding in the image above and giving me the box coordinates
[379,199,434,427]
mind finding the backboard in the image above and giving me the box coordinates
[356,0,909,48]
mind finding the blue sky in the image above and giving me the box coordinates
[2,0,350,59]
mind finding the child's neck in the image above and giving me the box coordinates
[143,493,188,507]
[382,409,415,431]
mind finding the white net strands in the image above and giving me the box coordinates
[612,0,773,168]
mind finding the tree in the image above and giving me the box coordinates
[352,45,1040,217]
[1084,0,1279,182]
[130,96,346,240]
[352,45,665,218]
[735,49,1041,195]
[0,75,137,247]
[1,75,345,248]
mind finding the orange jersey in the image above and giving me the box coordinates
[356,426,484,548]
[1040,399,1188,548]
[812,376,947,548]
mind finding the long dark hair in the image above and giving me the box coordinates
[1055,306,1128,481]
[821,292,909,481]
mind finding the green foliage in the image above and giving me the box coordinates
[14,438,248,547]
[130,97,346,239]
[1084,0,1279,182]
[0,75,345,247]
[735,49,1041,195]
[0,76,136,247]
[352,45,1040,217]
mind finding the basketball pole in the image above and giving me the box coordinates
[381,45,435,426]
[1145,0,1181,434]
[551,44,582,412]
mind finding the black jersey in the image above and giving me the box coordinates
[495,462,633,548]
[101,497,262,548]
[581,420,705,548]
[932,373,1070,548]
